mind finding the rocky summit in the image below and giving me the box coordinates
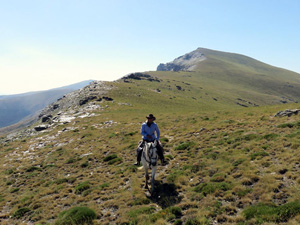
[157,48,207,71]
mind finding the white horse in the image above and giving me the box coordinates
[141,140,158,194]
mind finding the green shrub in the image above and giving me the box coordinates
[132,197,151,206]
[12,207,31,218]
[75,181,91,194]
[103,154,118,162]
[167,170,184,183]
[66,157,80,164]
[194,182,231,196]
[107,157,123,165]
[236,188,252,197]
[160,137,169,144]
[168,206,182,218]
[175,142,195,150]
[128,206,156,219]
[262,133,280,140]
[4,168,14,174]
[54,177,76,184]
[26,166,42,172]
[233,159,245,167]
[210,173,226,182]
[55,206,96,225]
[277,121,300,128]
[235,134,259,142]
[99,182,110,189]
[250,151,269,160]
[243,201,300,222]
[10,188,20,193]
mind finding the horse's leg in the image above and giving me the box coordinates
[151,166,157,194]
[144,167,149,189]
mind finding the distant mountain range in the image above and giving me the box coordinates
[0,80,93,131]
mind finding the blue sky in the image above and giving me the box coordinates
[1,0,300,94]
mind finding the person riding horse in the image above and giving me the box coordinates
[134,114,166,166]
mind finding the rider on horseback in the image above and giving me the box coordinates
[134,114,166,166]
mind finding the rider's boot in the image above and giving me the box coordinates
[134,147,142,166]
[157,145,167,166]
[134,161,140,166]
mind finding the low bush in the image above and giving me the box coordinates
[250,151,269,160]
[12,207,31,219]
[243,201,300,222]
[194,182,231,196]
[55,206,96,225]
[175,142,195,150]
[26,166,42,172]
[277,121,300,128]
[75,181,91,195]
[262,133,280,140]
[103,154,117,162]
[128,206,156,220]
[233,159,245,167]
[108,157,123,165]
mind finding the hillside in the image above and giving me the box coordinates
[157,48,300,106]
[1,48,300,224]
[0,80,94,131]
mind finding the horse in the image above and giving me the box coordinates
[141,140,159,194]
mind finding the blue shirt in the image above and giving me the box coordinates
[141,122,160,141]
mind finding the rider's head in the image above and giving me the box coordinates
[146,114,156,123]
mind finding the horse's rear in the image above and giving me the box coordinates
[141,141,158,194]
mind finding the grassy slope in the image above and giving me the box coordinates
[184,48,300,105]
[0,76,300,224]
[1,63,300,224]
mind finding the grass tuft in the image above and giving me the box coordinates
[55,206,96,225]
[243,201,300,222]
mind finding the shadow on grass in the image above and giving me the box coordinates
[148,181,182,209]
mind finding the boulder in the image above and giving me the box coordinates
[274,109,300,117]
[41,115,53,123]
[34,125,49,131]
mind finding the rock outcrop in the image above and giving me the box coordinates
[121,73,160,82]
[274,109,300,117]
[157,48,207,71]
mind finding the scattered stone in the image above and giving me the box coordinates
[275,109,300,117]
[41,115,52,123]
[121,73,160,82]
[176,85,182,90]
[236,102,248,107]
[79,96,97,106]
[53,104,59,110]
[34,125,49,131]
[102,96,113,101]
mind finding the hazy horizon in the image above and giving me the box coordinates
[1,0,300,94]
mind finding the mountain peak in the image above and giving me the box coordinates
[157,48,207,71]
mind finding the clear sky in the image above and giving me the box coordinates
[1,0,300,94]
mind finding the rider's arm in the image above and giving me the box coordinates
[155,124,160,140]
[141,123,147,137]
